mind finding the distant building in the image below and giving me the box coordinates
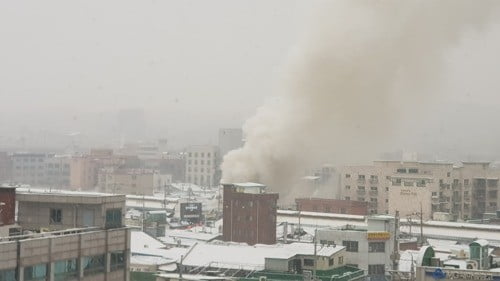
[159,154,186,183]
[11,153,52,186]
[185,145,219,186]
[16,188,126,231]
[0,152,12,182]
[44,155,71,187]
[295,198,368,216]
[218,128,243,158]
[70,149,138,191]
[340,161,500,220]
[222,182,278,245]
[97,168,157,195]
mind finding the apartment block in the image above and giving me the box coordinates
[44,155,71,188]
[185,145,219,186]
[159,154,186,183]
[16,189,126,231]
[222,182,279,245]
[0,227,130,281]
[11,153,52,186]
[97,168,157,195]
[295,198,368,215]
[339,161,500,220]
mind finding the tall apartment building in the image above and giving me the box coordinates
[97,168,157,195]
[340,161,500,221]
[44,155,71,187]
[222,182,279,245]
[218,128,244,158]
[185,145,219,186]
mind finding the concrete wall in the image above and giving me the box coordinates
[1,228,130,281]
[17,194,125,231]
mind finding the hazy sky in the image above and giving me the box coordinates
[1,1,500,155]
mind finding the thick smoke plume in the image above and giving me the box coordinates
[221,1,499,200]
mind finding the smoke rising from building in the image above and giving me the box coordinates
[221,1,499,199]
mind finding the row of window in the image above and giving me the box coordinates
[317,241,386,253]
[187,160,212,165]
[5,252,125,281]
[187,152,213,158]
[187,167,212,173]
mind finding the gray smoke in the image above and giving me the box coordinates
[221,1,499,200]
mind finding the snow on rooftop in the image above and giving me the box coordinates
[164,229,220,242]
[233,182,266,188]
[131,231,167,252]
[181,242,344,271]
[131,255,172,266]
[16,187,119,197]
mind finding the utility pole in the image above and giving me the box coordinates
[392,210,400,270]
[313,229,317,281]
[419,202,424,246]
[297,202,302,242]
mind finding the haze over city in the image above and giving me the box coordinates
[2,2,500,281]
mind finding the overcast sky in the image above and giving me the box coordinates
[1,1,500,156]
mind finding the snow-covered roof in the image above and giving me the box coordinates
[131,231,167,252]
[181,242,344,271]
[233,182,266,188]
[157,273,226,281]
[164,229,220,242]
[131,255,172,266]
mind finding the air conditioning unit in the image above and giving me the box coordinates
[259,276,267,281]
[466,260,479,270]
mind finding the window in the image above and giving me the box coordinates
[338,256,344,265]
[54,259,78,281]
[207,153,211,157]
[201,153,204,157]
[0,269,16,281]
[24,264,47,281]
[370,198,377,202]
[342,241,359,252]
[357,186,365,190]
[345,174,351,178]
[385,187,389,191]
[345,185,351,190]
[303,259,314,266]
[105,209,122,229]
[369,242,385,253]
[432,192,437,196]
[358,175,365,180]
[396,168,406,173]
[110,251,126,271]
[370,186,377,191]
[447,172,451,177]
[344,197,350,201]
[368,265,385,275]
[329,258,334,266]
[464,179,469,186]
[50,209,62,224]
[83,255,105,275]
[385,199,388,203]
[408,168,418,174]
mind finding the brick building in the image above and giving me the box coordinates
[0,185,15,226]
[222,183,278,245]
[295,198,368,216]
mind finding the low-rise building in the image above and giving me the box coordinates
[0,227,130,281]
[16,188,126,231]
[185,145,219,186]
[316,215,398,277]
[222,182,278,245]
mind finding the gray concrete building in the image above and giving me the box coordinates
[0,227,130,281]
[16,188,126,231]
[316,215,398,277]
